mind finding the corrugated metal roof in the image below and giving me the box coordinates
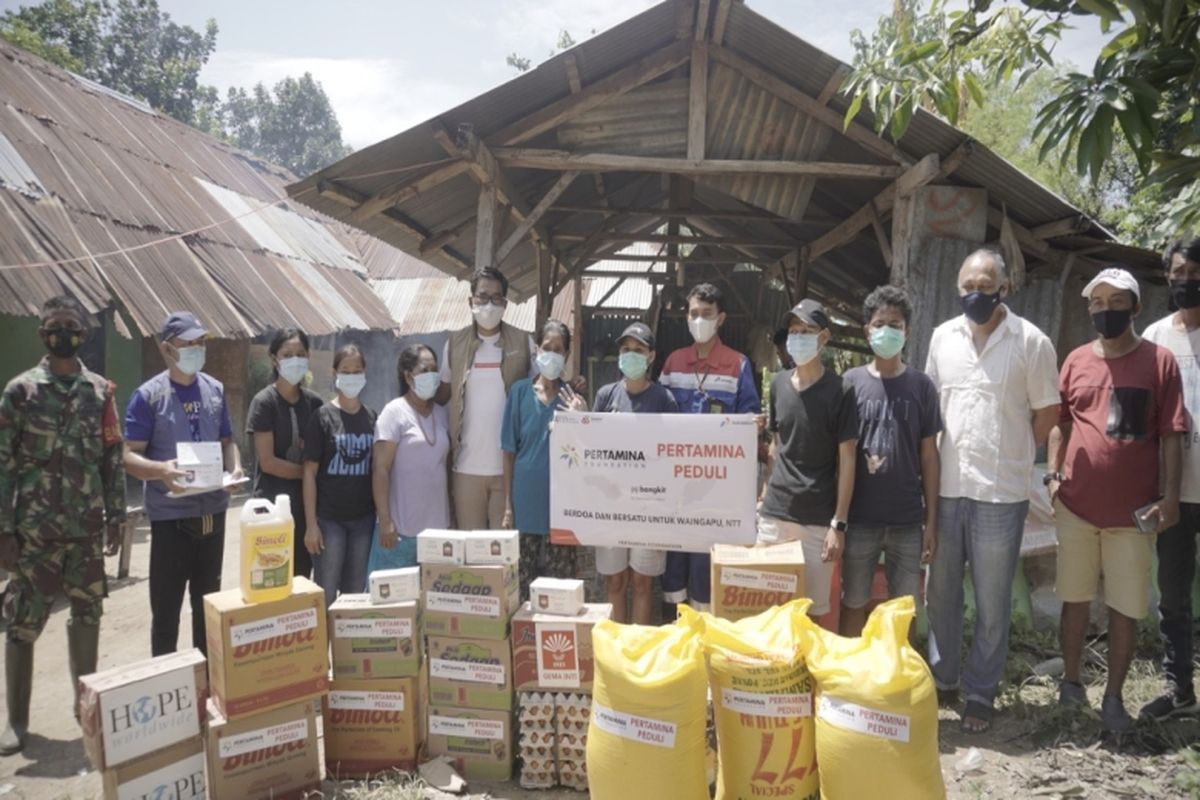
[372,277,577,335]
[584,241,666,309]
[0,41,418,336]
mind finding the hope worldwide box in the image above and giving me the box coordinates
[427,705,514,782]
[463,530,520,565]
[330,593,421,678]
[711,541,807,622]
[417,529,467,564]
[323,673,425,778]
[205,698,320,800]
[428,635,514,710]
[80,648,208,771]
[422,563,520,640]
[100,734,205,800]
[511,602,612,692]
[204,575,329,719]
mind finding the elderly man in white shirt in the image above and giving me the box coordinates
[925,248,1060,734]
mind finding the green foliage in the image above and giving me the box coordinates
[0,15,82,71]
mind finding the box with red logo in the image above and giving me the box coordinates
[80,648,208,771]
[710,541,807,622]
[203,576,329,719]
[428,636,513,710]
[100,734,206,800]
[427,705,514,782]
[323,672,425,778]
[511,603,612,692]
[329,594,421,678]
[205,698,320,800]
[421,563,519,640]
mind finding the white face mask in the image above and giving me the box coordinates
[786,333,821,366]
[278,356,309,386]
[336,373,366,399]
[412,371,441,400]
[472,303,505,331]
[536,351,566,380]
[175,345,206,376]
[688,317,719,344]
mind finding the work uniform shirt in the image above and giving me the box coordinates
[659,339,761,416]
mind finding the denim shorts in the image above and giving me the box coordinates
[841,524,923,609]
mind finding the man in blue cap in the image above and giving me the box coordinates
[123,312,243,655]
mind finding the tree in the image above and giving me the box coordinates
[506,28,590,73]
[844,0,1200,237]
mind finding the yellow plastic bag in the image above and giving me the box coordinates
[693,600,820,800]
[587,615,709,800]
[805,596,945,800]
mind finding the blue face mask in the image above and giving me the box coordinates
[411,371,440,400]
[618,351,649,380]
[868,326,906,359]
[786,333,820,366]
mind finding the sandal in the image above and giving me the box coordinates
[961,700,993,734]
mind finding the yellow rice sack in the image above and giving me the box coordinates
[805,596,945,800]
[693,600,820,800]
[587,614,708,800]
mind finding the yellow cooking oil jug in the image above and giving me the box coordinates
[240,493,293,603]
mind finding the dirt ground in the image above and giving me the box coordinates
[1,497,1197,799]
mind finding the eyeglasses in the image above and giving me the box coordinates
[471,294,508,307]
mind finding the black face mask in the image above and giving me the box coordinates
[43,327,83,359]
[1091,309,1133,340]
[961,291,1001,325]
[1170,280,1200,310]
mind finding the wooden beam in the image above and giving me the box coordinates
[694,0,712,41]
[420,217,471,254]
[489,39,691,146]
[554,232,793,248]
[869,204,893,268]
[494,148,906,179]
[708,44,913,167]
[537,246,552,330]
[346,161,468,224]
[890,192,915,284]
[1031,215,1088,240]
[495,171,580,266]
[712,0,734,44]
[986,206,1057,263]
[475,184,498,267]
[551,204,789,222]
[563,53,583,94]
[818,65,850,105]
[688,42,708,161]
[584,255,755,265]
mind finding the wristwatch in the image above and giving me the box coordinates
[829,518,848,533]
[1043,471,1063,486]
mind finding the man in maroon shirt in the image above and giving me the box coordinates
[1046,266,1186,733]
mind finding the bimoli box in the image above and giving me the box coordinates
[205,698,320,800]
[329,594,421,678]
[511,602,612,692]
[422,563,520,640]
[711,541,807,621]
[427,705,514,782]
[417,529,467,564]
[529,577,586,616]
[80,648,207,771]
[463,530,520,565]
[204,576,329,719]
[428,636,514,710]
[369,566,420,604]
[323,674,425,778]
[100,734,205,800]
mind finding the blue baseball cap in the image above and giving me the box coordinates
[160,311,208,342]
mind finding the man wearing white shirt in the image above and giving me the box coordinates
[925,248,1060,734]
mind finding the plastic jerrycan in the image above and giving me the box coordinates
[240,494,294,603]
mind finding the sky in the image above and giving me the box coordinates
[1,0,1111,150]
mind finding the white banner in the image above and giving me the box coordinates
[549,411,757,552]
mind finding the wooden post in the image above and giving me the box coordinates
[475,184,497,268]
[537,245,552,330]
[890,193,914,287]
[572,275,584,386]
[688,42,708,161]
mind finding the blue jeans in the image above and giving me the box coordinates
[663,552,711,606]
[311,514,375,607]
[927,497,1028,707]
[842,524,923,609]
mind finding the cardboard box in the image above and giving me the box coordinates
[369,566,420,604]
[100,735,205,800]
[422,563,520,640]
[323,673,425,778]
[463,530,520,565]
[427,705,514,782]
[329,594,421,679]
[80,648,207,771]
[711,541,807,622]
[205,699,320,800]
[529,577,585,616]
[428,636,514,711]
[417,529,467,564]
[512,603,612,692]
[204,576,329,719]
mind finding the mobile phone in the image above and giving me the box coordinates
[1133,499,1161,534]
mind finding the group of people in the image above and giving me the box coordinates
[2,236,1200,754]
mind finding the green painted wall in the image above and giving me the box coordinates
[104,308,141,417]
[0,314,41,389]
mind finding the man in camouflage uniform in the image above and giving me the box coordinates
[0,295,125,755]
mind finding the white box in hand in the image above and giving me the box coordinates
[176,441,222,490]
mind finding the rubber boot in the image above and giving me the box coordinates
[0,639,34,755]
[67,621,100,722]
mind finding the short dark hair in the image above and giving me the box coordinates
[772,328,789,347]
[470,266,509,297]
[1164,235,1200,270]
[863,284,913,326]
[397,343,436,396]
[686,282,724,313]
[40,294,89,329]
[333,343,365,371]
[538,319,571,353]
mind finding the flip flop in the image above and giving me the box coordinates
[961,700,993,734]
